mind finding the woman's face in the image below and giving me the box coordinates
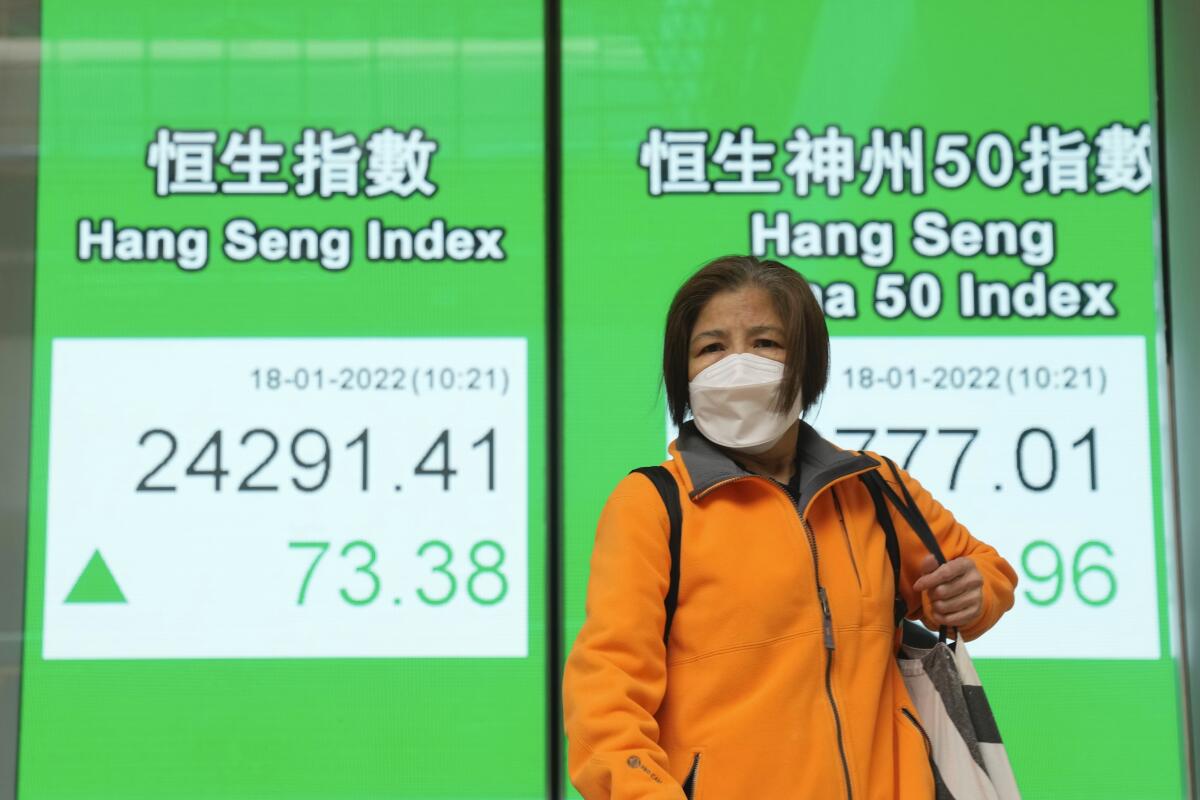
[687,287,787,381]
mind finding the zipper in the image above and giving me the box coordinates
[900,707,935,766]
[690,466,879,800]
[802,513,854,800]
[900,708,931,753]
[830,486,861,590]
[681,752,701,800]
[901,707,942,792]
[690,474,746,500]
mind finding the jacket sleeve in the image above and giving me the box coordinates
[878,457,1019,642]
[562,473,688,799]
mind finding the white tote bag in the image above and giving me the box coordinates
[898,624,1021,800]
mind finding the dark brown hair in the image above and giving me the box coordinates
[663,255,829,426]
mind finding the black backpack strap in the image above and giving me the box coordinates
[629,466,682,647]
[859,467,907,628]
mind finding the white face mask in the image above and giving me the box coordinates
[687,353,802,454]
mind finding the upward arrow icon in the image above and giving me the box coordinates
[65,549,127,603]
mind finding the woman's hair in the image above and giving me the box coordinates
[663,254,829,427]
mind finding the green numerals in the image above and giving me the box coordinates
[467,540,508,605]
[417,539,508,606]
[1021,539,1116,607]
[288,540,330,604]
[339,540,381,606]
[416,540,457,605]
[1072,540,1117,607]
[289,538,508,607]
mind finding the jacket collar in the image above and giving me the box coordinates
[670,418,880,515]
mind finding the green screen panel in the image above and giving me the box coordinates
[21,2,546,798]
[562,1,1183,798]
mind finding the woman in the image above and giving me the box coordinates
[562,255,1018,799]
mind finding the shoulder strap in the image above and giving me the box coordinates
[859,468,907,628]
[629,466,682,647]
[858,453,950,643]
[876,455,947,565]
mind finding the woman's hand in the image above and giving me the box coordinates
[911,554,984,628]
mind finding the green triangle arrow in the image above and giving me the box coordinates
[65,549,126,604]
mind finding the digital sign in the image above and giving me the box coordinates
[563,1,1183,797]
[20,1,547,798]
[10,1,1186,798]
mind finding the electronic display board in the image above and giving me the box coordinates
[19,2,548,797]
[562,2,1184,797]
[7,1,1188,798]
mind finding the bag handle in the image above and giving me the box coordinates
[877,455,948,567]
[859,453,952,644]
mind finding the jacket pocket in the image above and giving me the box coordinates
[900,707,931,756]
[681,751,702,800]
[895,707,936,798]
[831,486,867,595]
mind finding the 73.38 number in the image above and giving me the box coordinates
[288,538,509,607]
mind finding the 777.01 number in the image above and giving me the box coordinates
[835,425,1098,492]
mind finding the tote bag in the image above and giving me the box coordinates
[896,624,1021,800]
[861,456,1021,800]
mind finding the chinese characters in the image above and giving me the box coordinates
[147,126,439,198]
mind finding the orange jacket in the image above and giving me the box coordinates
[563,420,1018,799]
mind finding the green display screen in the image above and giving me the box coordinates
[21,2,546,797]
[562,1,1184,798]
[10,1,1187,798]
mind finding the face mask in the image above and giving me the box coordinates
[687,353,802,454]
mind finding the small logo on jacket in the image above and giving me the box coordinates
[625,755,663,783]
